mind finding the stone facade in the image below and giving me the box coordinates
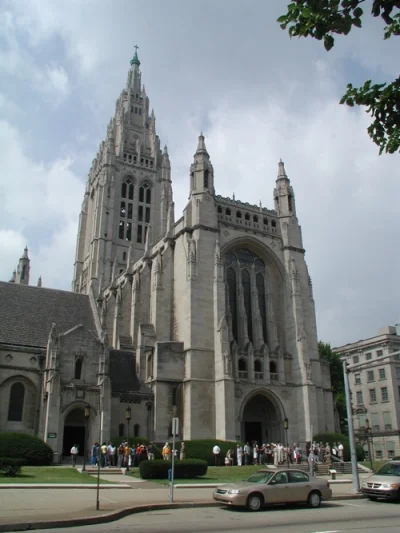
[334,326,400,460]
[0,50,334,458]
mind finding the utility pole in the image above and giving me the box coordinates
[343,360,360,493]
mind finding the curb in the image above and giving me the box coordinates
[0,502,214,533]
[0,484,131,490]
[0,494,366,532]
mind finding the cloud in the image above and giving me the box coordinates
[0,120,83,289]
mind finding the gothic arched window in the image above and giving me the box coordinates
[254,359,262,373]
[227,268,238,342]
[204,169,209,188]
[224,248,267,350]
[74,358,83,380]
[242,270,253,342]
[8,382,25,422]
[118,423,125,437]
[119,177,134,241]
[137,183,151,243]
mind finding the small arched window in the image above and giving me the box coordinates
[204,169,209,188]
[253,215,258,223]
[271,220,276,228]
[236,211,242,219]
[254,359,262,373]
[238,358,247,371]
[244,213,250,221]
[217,206,222,214]
[8,382,25,422]
[263,218,268,225]
[118,423,125,437]
[270,361,277,374]
[134,423,140,437]
[226,208,231,216]
[74,358,83,380]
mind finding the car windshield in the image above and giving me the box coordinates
[375,463,400,476]
[246,472,274,484]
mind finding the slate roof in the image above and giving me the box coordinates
[0,281,98,349]
[109,349,142,394]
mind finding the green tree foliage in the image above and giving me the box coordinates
[0,433,53,466]
[313,432,365,461]
[318,341,347,433]
[278,1,400,154]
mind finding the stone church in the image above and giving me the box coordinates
[0,49,334,459]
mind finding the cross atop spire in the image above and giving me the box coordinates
[130,45,141,67]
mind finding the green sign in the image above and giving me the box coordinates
[47,433,57,438]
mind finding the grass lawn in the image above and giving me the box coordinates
[0,466,111,484]
[132,464,263,485]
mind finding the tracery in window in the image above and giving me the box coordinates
[227,268,238,341]
[8,382,25,422]
[137,183,151,243]
[120,178,134,241]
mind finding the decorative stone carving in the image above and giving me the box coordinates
[235,386,243,398]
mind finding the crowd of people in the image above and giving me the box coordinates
[214,441,345,467]
[89,441,156,467]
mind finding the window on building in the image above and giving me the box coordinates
[375,445,383,459]
[227,268,238,342]
[367,370,374,382]
[118,423,125,437]
[217,206,222,214]
[396,367,400,379]
[21,265,26,280]
[74,358,83,380]
[263,218,268,225]
[377,350,383,357]
[256,273,267,342]
[242,270,253,343]
[365,352,372,360]
[226,208,231,216]
[134,423,140,437]
[236,211,242,219]
[120,178,134,241]
[122,251,127,262]
[245,213,250,221]
[204,169,209,188]
[353,355,359,364]
[354,373,361,385]
[369,389,377,403]
[371,412,380,431]
[356,391,363,405]
[383,411,392,431]
[254,359,262,373]
[358,413,366,428]
[137,183,151,243]
[381,387,389,402]
[271,220,276,228]
[379,368,386,380]
[288,195,293,212]
[238,358,248,378]
[7,382,25,422]
[387,441,395,459]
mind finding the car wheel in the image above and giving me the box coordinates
[307,491,321,508]
[368,496,378,502]
[246,493,264,512]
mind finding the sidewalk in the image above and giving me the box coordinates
[0,474,367,532]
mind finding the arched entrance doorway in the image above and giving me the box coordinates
[242,393,283,444]
[63,408,86,458]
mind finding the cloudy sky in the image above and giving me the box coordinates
[0,0,398,347]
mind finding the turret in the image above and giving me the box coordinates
[274,160,296,217]
[189,133,215,196]
[15,246,30,285]
[126,45,142,94]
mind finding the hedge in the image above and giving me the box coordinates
[177,439,241,465]
[0,458,26,476]
[0,433,53,466]
[139,459,207,479]
[313,432,365,462]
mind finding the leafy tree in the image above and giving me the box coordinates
[318,341,347,433]
[278,1,400,154]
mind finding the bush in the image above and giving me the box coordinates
[0,457,26,477]
[181,439,241,465]
[110,436,162,459]
[0,433,53,466]
[313,432,365,462]
[139,459,208,479]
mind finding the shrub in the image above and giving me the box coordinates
[0,433,54,466]
[0,457,26,477]
[181,439,241,465]
[139,459,207,479]
[313,432,365,462]
[110,436,162,459]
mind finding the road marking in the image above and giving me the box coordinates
[310,531,341,533]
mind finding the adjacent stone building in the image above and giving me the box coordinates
[0,50,334,459]
[334,326,400,460]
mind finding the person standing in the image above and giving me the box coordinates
[338,442,344,462]
[70,444,78,467]
[244,442,251,465]
[212,444,221,466]
[236,444,243,466]
[162,442,171,461]
[148,442,155,461]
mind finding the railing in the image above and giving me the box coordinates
[255,372,264,380]
[270,373,279,381]
[238,371,248,379]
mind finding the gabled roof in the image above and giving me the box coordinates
[0,281,97,349]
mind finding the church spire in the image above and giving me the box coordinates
[189,133,214,196]
[196,133,209,155]
[15,246,30,285]
[127,45,142,93]
[277,159,288,180]
[130,45,141,66]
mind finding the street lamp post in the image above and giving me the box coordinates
[283,417,290,467]
[82,405,90,473]
[125,406,131,472]
[365,418,374,471]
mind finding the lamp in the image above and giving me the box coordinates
[82,405,90,472]
[283,417,289,467]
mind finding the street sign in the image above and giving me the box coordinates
[47,433,57,438]
[172,417,179,436]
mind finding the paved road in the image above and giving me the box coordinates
[36,500,400,533]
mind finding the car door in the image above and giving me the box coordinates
[265,471,294,503]
[288,471,311,502]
